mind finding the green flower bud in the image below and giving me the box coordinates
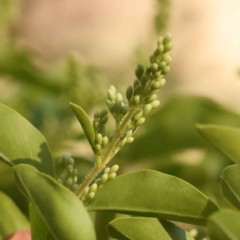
[135,64,145,79]
[120,137,127,146]
[151,100,160,108]
[136,117,145,126]
[134,85,142,95]
[126,85,133,101]
[147,94,157,103]
[127,137,134,143]
[102,136,109,147]
[94,111,100,119]
[157,44,164,53]
[163,42,173,52]
[116,93,123,101]
[108,131,115,142]
[67,157,74,166]
[163,33,173,44]
[62,152,71,160]
[73,176,78,183]
[162,54,172,65]
[88,192,95,199]
[113,100,122,114]
[71,184,78,192]
[65,178,73,188]
[121,105,129,115]
[151,80,161,90]
[143,104,152,114]
[100,115,108,125]
[58,158,63,167]
[151,63,159,72]
[104,167,110,174]
[66,165,73,173]
[133,95,140,105]
[108,173,117,180]
[101,173,108,183]
[99,126,106,136]
[159,78,166,86]
[95,144,102,151]
[140,74,148,86]
[126,130,133,137]
[162,66,170,74]
[110,85,116,94]
[134,110,143,121]
[72,169,78,176]
[100,108,108,117]
[95,178,101,185]
[90,183,98,192]
[154,71,161,78]
[96,133,102,144]
[107,89,116,100]
[93,119,99,129]
[159,61,167,69]
[60,171,68,181]
[110,165,119,173]
[157,37,163,45]
[83,187,90,196]
[149,55,155,63]
[134,79,141,88]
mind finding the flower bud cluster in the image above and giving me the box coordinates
[106,85,129,124]
[93,109,109,155]
[57,152,79,192]
[81,164,119,204]
[126,33,173,129]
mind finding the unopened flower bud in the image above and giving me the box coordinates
[108,173,117,180]
[136,117,145,126]
[147,94,157,103]
[163,33,173,44]
[71,184,78,191]
[134,110,143,121]
[151,100,160,108]
[101,173,108,183]
[104,167,110,174]
[127,137,134,143]
[96,133,102,144]
[162,66,170,74]
[65,178,73,188]
[151,80,161,90]
[151,63,159,72]
[88,192,95,199]
[102,136,109,147]
[83,187,90,196]
[163,42,173,52]
[94,111,100,119]
[90,183,98,192]
[133,95,140,105]
[100,115,108,125]
[143,104,152,114]
[135,64,145,79]
[116,93,123,101]
[126,86,133,101]
[110,165,119,173]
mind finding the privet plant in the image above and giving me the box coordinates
[0,33,239,240]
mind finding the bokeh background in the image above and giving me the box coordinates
[1,0,240,239]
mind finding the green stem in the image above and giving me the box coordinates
[75,105,138,198]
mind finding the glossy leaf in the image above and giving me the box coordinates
[221,164,240,210]
[0,103,54,176]
[208,210,240,240]
[88,170,218,225]
[0,191,29,239]
[108,217,194,240]
[14,164,96,240]
[196,124,240,164]
[29,203,49,240]
[70,103,95,152]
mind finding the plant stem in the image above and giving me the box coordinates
[75,105,138,198]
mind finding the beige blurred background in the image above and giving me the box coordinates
[13,0,240,111]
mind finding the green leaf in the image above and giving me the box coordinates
[108,217,195,240]
[88,170,218,225]
[14,164,96,240]
[208,210,240,240]
[29,203,49,240]
[220,164,240,210]
[196,124,240,164]
[70,103,95,152]
[0,103,54,176]
[0,191,29,239]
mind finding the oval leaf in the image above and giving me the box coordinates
[208,210,240,240]
[88,170,218,225]
[0,103,54,176]
[70,103,95,152]
[221,164,240,210]
[196,124,240,164]
[14,164,96,240]
[108,217,195,240]
[0,191,29,239]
